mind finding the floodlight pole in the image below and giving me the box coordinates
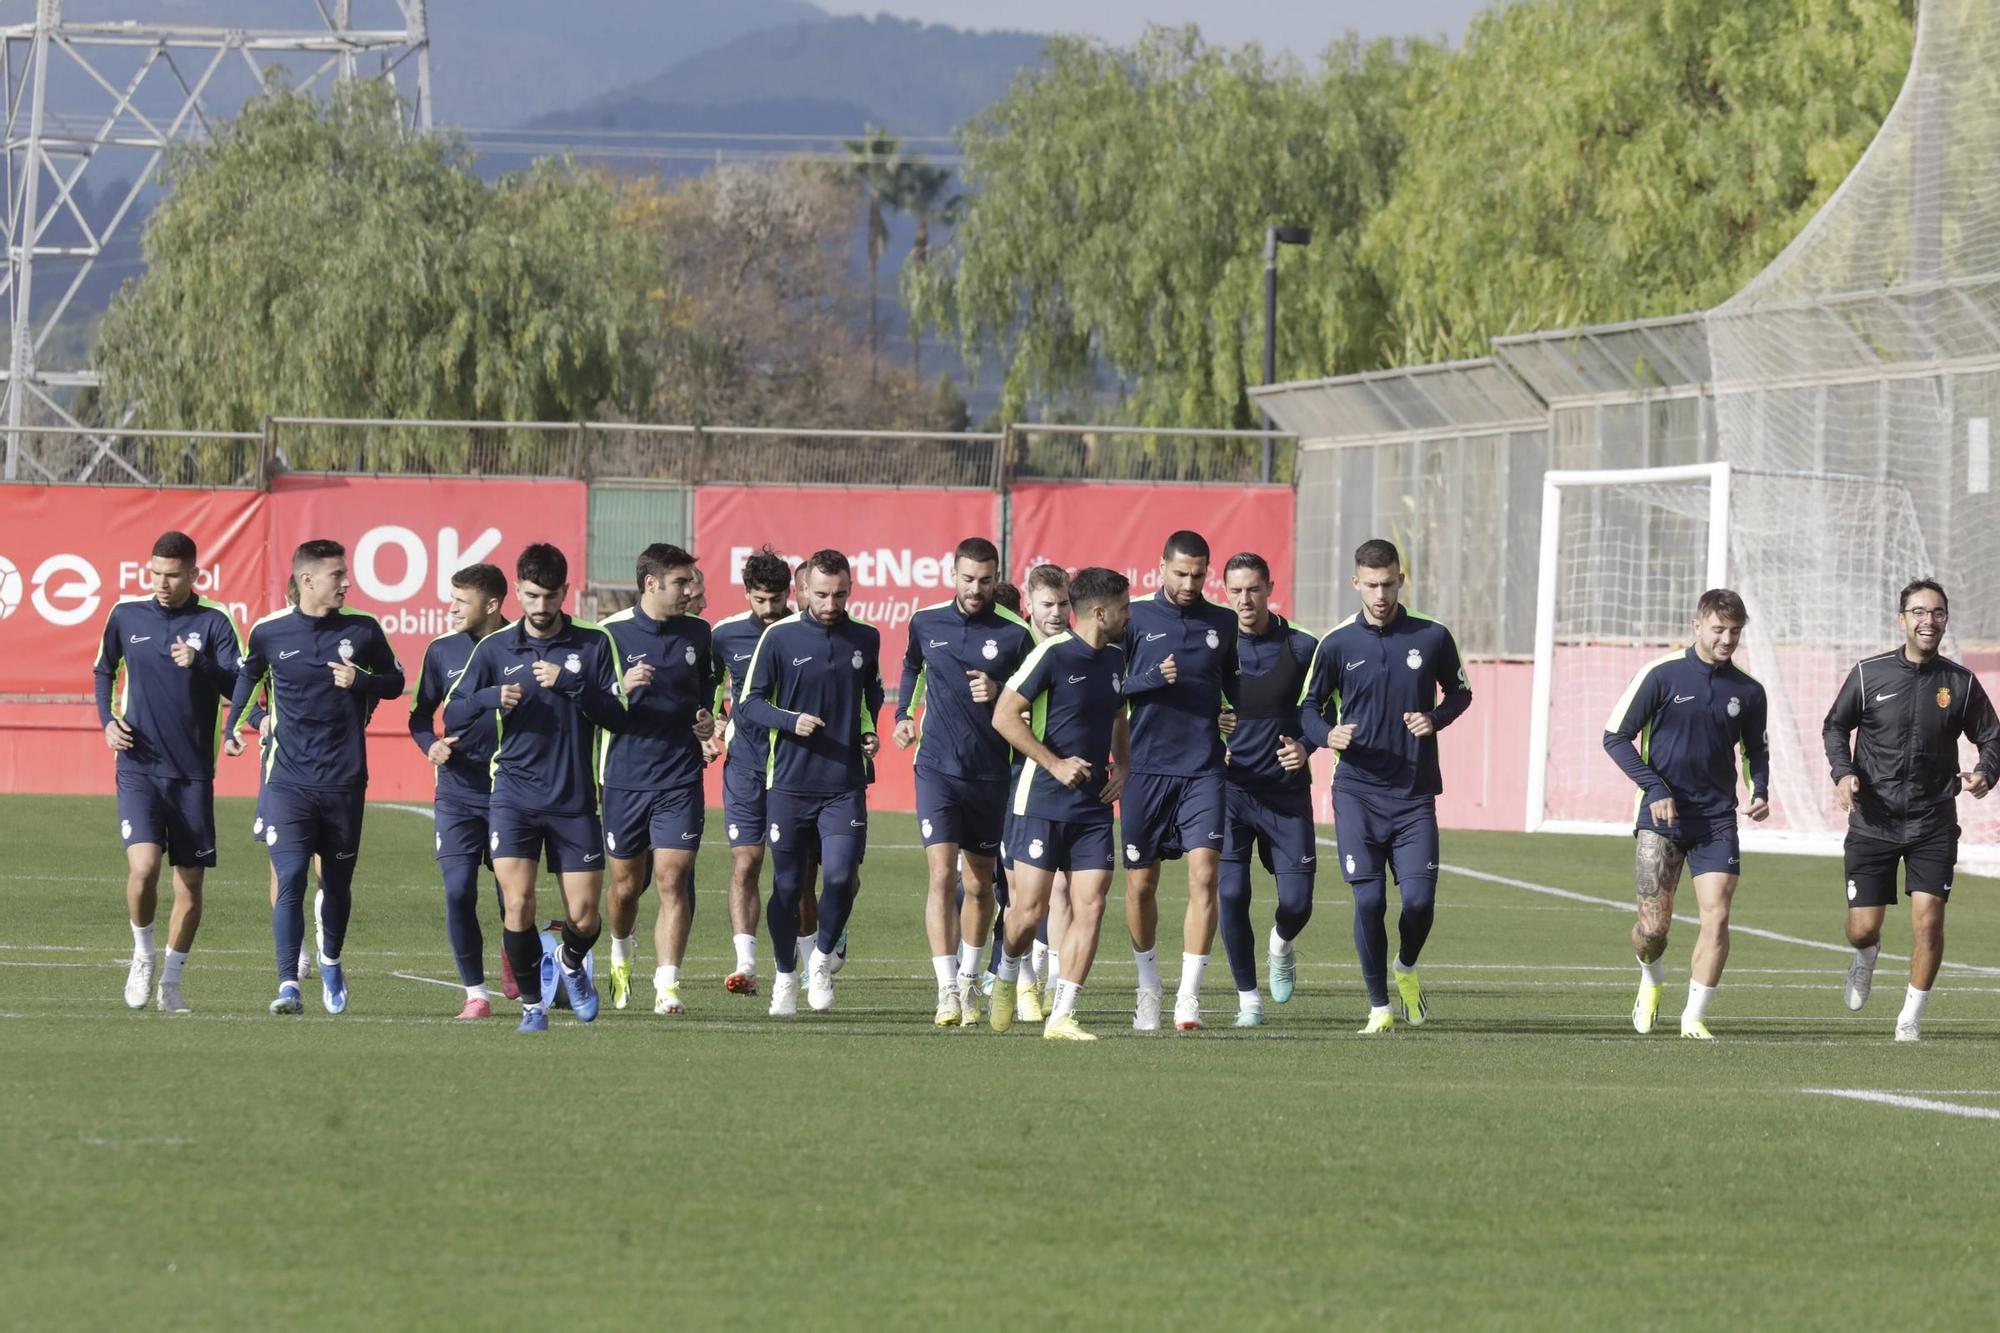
[1261,224,1311,482]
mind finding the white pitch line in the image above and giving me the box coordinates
[388,970,471,991]
[1802,1088,2000,1121]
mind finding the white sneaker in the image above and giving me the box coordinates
[156,980,190,1013]
[297,950,313,982]
[1133,987,1162,1031]
[1173,995,1203,1031]
[1894,1018,1921,1043]
[124,952,155,1010]
[807,951,836,1012]
[1845,951,1876,1011]
[956,975,981,1027]
[933,987,961,1027]
[768,972,799,1017]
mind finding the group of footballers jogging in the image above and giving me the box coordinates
[93,522,1995,1041]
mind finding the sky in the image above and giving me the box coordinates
[813,1,1493,55]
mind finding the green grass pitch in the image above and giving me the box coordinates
[5,793,1999,1329]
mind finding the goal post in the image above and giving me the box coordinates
[1526,462,1730,837]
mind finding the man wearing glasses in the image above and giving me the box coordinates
[1822,579,2000,1040]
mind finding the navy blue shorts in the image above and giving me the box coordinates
[721,761,767,848]
[916,769,1006,856]
[1120,770,1226,867]
[766,788,868,860]
[602,783,705,859]
[1221,782,1318,876]
[1330,783,1437,886]
[116,768,217,867]
[1635,816,1741,879]
[1008,815,1114,876]
[489,803,604,875]
[1844,826,1956,906]
[434,797,491,864]
[259,783,365,861]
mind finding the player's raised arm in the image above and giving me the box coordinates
[1821,663,1865,782]
[1602,661,1671,799]
[1429,625,1473,730]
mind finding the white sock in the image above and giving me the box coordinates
[1031,940,1049,976]
[733,933,758,974]
[1238,988,1261,1012]
[1899,984,1931,1025]
[1683,980,1715,1022]
[297,945,312,973]
[1047,950,1061,986]
[810,947,833,973]
[131,921,154,958]
[1638,955,1666,987]
[1133,947,1161,993]
[1051,978,1082,1022]
[958,940,985,981]
[319,949,340,968]
[1019,949,1040,987]
[997,952,1022,982]
[1394,957,1417,977]
[524,1000,547,1015]
[1178,952,1208,1000]
[313,888,325,952]
[932,954,957,989]
[1855,943,1881,968]
[466,983,488,1002]
[655,964,679,991]
[161,948,187,985]
[1269,926,1293,957]
[611,934,635,967]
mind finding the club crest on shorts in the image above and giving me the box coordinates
[252,816,264,836]
[1346,853,1356,874]
[338,638,354,661]
[1028,837,1045,859]
[185,631,203,650]
[982,638,998,660]
[1206,628,1220,650]
[1938,686,1953,709]
[769,822,781,843]
[1125,843,1141,862]
[1111,673,1122,693]
[728,823,740,840]
[266,827,279,846]
[606,831,617,851]
[1846,878,1857,901]
[434,832,442,851]
[921,818,933,838]
[1727,696,1741,718]
[1406,648,1423,671]
[564,652,582,674]
[685,645,698,666]
[851,650,864,669]
[120,818,131,839]
[489,830,499,851]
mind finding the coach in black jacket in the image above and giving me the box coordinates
[1822,578,2000,1041]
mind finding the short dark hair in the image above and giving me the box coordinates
[741,546,790,595]
[1162,530,1209,563]
[792,560,810,590]
[1069,565,1129,612]
[452,562,507,604]
[635,542,696,593]
[1899,578,1948,613]
[1695,588,1747,626]
[517,543,568,590]
[1026,563,1068,594]
[806,549,849,579]
[151,530,196,563]
[954,537,1000,567]
[292,539,344,574]
[1354,538,1400,571]
[284,574,299,606]
[1223,552,1271,584]
[992,581,1021,615]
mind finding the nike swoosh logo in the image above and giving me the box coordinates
[277,649,301,659]
[504,664,525,675]
[1344,660,1363,671]
[1068,674,1088,683]
[1144,632,1167,641]
[1299,855,1314,864]
[448,668,464,678]
[791,656,813,665]
[1206,832,1222,840]
[929,640,949,648]
[194,848,213,857]
[626,653,648,663]
[334,851,355,860]
[732,653,751,662]
[680,831,699,840]
[128,635,151,643]
[583,852,601,863]
[1672,694,1696,704]
[850,819,866,828]
[1875,691,1898,702]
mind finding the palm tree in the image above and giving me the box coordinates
[838,125,905,382]
[894,161,960,377]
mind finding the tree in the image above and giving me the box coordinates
[836,124,906,382]
[894,159,960,376]
[909,28,1433,429]
[1362,0,1914,362]
[95,78,653,471]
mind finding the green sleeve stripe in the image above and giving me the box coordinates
[1005,633,1068,695]
[1602,651,1682,734]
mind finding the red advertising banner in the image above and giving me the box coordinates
[266,475,590,638]
[694,485,1001,638]
[0,485,269,696]
[1006,483,1296,610]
